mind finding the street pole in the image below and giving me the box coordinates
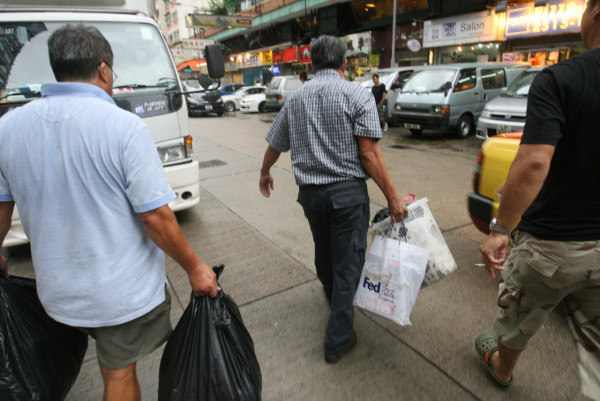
[390,0,397,67]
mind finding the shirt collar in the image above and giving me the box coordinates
[314,69,342,80]
[41,82,116,105]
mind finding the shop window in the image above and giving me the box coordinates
[454,68,476,92]
[481,68,506,90]
[351,0,428,23]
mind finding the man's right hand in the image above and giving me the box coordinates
[187,263,218,298]
[388,195,408,223]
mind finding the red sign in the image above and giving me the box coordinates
[272,49,283,63]
[299,45,311,63]
[282,46,298,63]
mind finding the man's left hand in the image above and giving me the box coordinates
[259,174,274,198]
[388,195,408,223]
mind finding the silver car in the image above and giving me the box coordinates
[476,67,544,140]
[265,75,302,111]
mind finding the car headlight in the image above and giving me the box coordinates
[481,110,492,118]
[157,143,186,163]
[395,104,401,111]
[432,105,450,114]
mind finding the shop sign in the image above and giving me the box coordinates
[423,11,499,47]
[299,45,311,63]
[504,0,586,38]
[225,61,237,71]
[261,50,273,65]
[270,65,281,75]
[186,14,252,28]
[273,49,284,63]
[236,53,261,69]
[182,39,215,49]
[283,46,298,63]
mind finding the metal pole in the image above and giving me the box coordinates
[390,0,397,67]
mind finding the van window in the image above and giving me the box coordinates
[284,79,301,90]
[454,68,477,92]
[269,78,282,90]
[481,68,506,90]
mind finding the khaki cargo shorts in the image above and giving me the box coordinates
[77,289,172,371]
[494,230,600,397]
[376,104,384,120]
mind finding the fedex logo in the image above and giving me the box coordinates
[362,276,381,293]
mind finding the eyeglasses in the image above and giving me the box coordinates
[99,61,118,81]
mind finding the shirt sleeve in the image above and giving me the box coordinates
[0,120,14,202]
[265,104,291,152]
[521,70,564,146]
[354,91,382,139]
[123,123,175,213]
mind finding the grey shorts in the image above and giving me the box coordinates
[77,289,172,370]
[376,104,384,119]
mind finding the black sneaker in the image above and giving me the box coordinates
[324,330,357,363]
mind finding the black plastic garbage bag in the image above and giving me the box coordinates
[158,264,262,401]
[0,276,88,401]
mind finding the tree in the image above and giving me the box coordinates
[206,0,229,15]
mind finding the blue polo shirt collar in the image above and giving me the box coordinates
[41,82,116,105]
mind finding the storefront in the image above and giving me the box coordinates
[423,11,504,65]
[500,0,587,66]
[225,49,274,86]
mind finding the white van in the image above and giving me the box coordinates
[392,62,529,138]
[0,0,219,247]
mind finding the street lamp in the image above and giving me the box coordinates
[390,0,397,67]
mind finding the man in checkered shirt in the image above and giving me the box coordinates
[259,35,407,364]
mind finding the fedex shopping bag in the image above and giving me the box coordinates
[353,235,429,326]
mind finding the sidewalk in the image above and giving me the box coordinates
[6,116,590,401]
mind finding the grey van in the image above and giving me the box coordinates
[360,66,424,124]
[392,62,529,138]
[475,67,544,139]
[265,75,302,111]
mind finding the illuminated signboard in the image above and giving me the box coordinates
[504,0,586,38]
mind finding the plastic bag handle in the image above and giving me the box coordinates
[404,194,416,204]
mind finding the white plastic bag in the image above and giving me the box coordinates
[353,234,429,326]
[369,198,456,287]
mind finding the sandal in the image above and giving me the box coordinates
[475,332,513,387]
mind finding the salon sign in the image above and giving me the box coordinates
[423,11,500,47]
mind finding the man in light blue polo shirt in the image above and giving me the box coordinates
[0,24,218,401]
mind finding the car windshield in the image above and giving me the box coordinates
[360,71,397,89]
[0,21,178,106]
[504,70,541,97]
[402,69,456,93]
[268,78,282,90]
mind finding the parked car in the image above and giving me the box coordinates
[476,67,544,140]
[393,62,530,138]
[240,93,267,113]
[186,89,224,117]
[265,75,302,111]
[468,132,521,234]
[222,86,266,112]
[219,83,245,95]
[359,66,424,125]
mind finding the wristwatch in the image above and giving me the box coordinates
[489,218,511,234]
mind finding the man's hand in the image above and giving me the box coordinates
[259,173,274,198]
[0,255,7,279]
[187,263,218,297]
[479,232,510,279]
[388,195,408,223]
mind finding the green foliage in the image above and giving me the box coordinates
[206,0,229,15]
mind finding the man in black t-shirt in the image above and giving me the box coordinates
[371,74,387,131]
[476,1,600,396]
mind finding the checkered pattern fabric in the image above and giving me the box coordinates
[266,69,382,186]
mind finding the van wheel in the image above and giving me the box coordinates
[456,115,474,138]
[224,101,235,112]
[409,129,422,136]
[258,102,266,113]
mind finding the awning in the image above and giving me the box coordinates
[176,59,206,73]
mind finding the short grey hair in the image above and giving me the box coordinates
[48,24,113,82]
[310,35,346,71]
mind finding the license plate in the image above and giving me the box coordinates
[404,123,420,129]
[205,105,213,110]
[497,124,512,134]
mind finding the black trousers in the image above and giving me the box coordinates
[297,180,370,354]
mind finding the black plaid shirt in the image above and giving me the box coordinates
[266,69,382,186]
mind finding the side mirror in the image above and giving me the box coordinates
[205,44,225,79]
[441,81,452,96]
[198,74,213,90]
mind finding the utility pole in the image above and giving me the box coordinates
[390,0,397,67]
